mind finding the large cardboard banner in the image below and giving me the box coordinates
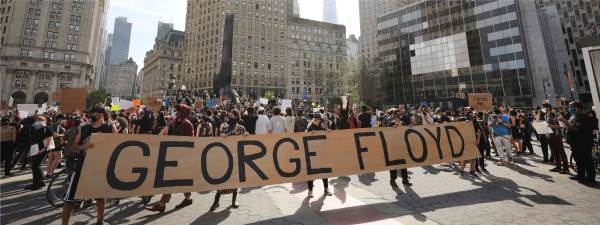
[76,122,480,199]
[468,93,493,112]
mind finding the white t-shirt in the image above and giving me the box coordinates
[270,116,287,134]
[255,115,270,134]
[284,116,295,133]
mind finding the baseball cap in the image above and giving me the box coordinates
[87,107,108,116]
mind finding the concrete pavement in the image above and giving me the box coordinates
[1,141,599,225]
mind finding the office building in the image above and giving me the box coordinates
[287,16,347,104]
[183,0,290,98]
[536,0,600,103]
[143,28,184,99]
[105,57,137,98]
[109,16,131,64]
[376,0,535,107]
[347,34,359,60]
[156,21,174,42]
[323,0,338,24]
[1,0,107,105]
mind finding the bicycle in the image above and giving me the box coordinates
[46,167,152,208]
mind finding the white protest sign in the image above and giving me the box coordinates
[17,104,38,114]
[259,98,268,105]
[37,103,47,114]
[341,96,348,109]
[8,96,14,107]
[18,111,29,119]
[532,121,553,134]
[281,99,292,110]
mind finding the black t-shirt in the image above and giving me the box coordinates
[32,126,53,150]
[569,114,595,146]
[358,112,371,128]
[79,123,114,145]
[242,115,258,134]
[307,122,325,132]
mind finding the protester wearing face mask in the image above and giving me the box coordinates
[46,115,65,179]
[25,115,53,190]
[62,107,117,225]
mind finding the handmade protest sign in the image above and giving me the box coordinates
[468,93,493,112]
[75,121,480,199]
[58,88,87,113]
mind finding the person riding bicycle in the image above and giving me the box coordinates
[62,107,116,225]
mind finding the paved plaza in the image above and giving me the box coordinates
[1,141,599,225]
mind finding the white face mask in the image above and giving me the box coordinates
[541,108,547,113]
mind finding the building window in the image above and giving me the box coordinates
[59,83,71,88]
[37,81,51,88]
[20,49,32,57]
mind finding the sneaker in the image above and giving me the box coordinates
[325,189,332,196]
[559,170,570,174]
[45,174,54,180]
[469,171,479,178]
[459,171,466,178]
[481,168,489,174]
[307,191,313,198]
[569,176,584,180]
[495,162,506,166]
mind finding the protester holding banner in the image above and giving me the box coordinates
[387,110,412,187]
[62,107,116,225]
[563,101,597,185]
[145,104,194,213]
[210,109,248,211]
[305,114,332,197]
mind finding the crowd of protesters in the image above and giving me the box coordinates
[0,91,598,225]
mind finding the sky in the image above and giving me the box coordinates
[106,0,360,72]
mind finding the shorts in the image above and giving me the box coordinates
[63,156,85,204]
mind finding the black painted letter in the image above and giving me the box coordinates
[201,142,234,185]
[238,140,269,182]
[379,131,406,166]
[273,138,301,177]
[424,127,444,160]
[404,129,428,163]
[107,141,150,190]
[303,135,332,175]
[154,141,194,188]
[444,126,465,158]
[354,132,375,170]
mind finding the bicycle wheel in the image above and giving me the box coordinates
[46,170,69,208]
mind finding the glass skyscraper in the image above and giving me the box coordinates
[377,0,533,108]
[109,16,132,65]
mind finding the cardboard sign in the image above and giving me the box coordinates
[194,100,204,110]
[467,93,493,112]
[144,97,163,112]
[75,122,480,199]
[59,88,87,113]
[132,99,141,107]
